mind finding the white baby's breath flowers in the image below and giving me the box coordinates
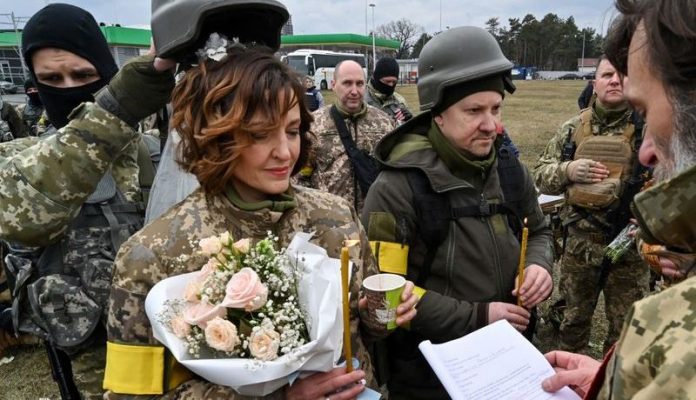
[165,232,309,362]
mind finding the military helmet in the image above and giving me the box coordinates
[151,0,289,60]
[417,26,514,112]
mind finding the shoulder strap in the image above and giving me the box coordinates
[496,144,525,238]
[572,108,594,145]
[329,105,379,195]
[405,169,449,287]
[137,136,157,205]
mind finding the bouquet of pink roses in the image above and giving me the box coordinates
[145,232,344,396]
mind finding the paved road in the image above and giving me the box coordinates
[1,94,26,105]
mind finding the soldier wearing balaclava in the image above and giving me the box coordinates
[364,57,412,124]
[22,3,118,130]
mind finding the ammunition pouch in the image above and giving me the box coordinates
[566,133,633,210]
[4,173,144,354]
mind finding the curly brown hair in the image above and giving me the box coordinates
[171,46,313,194]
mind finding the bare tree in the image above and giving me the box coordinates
[376,18,423,59]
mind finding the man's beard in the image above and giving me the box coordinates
[653,93,696,182]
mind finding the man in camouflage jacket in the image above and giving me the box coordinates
[542,1,696,398]
[533,57,649,355]
[301,60,395,212]
[364,57,412,125]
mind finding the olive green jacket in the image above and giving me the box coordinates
[361,113,553,399]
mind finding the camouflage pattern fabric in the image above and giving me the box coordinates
[0,100,27,141]
[105,185,381,399]
[533,107,650,354]
[364,84,411,123]
[595,164,696,399]
[598,275,696,399]
[302,104,395,212]
[14,102,45,136]
[559,235,649,354]
[0,102,140,247]
[632,163,696,254]
[72,342,108,400]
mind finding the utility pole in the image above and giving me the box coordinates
[370,3,376,72]
[580,30,586,73]
[439,0,443,31]
[365,0,368,36]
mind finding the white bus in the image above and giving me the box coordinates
[283,49,367,90]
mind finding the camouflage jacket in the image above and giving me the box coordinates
[14,102,45,136]
[533,106,635,241]
[364,83,410,120]
[303,104,395,212]
[598,276,696,399]
[104,186,380,399]
[595,163,696,399]
[0,103,140,246]
[1,100,28,141]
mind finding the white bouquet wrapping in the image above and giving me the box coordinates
[145,232,344,396]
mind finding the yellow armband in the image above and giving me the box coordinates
[104,341,193,395]
[370,241,409,275]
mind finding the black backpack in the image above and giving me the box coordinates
[406,144,525,286]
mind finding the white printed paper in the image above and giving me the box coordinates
[419,320,581,400]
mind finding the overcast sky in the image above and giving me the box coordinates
[3,0,619,36]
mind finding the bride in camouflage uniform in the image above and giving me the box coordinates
[102,42,417,399]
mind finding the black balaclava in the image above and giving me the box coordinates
[23,78,42,106]
[22,4,118,129]
[370,57,399,96]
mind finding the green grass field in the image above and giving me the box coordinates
[1,80,608,398]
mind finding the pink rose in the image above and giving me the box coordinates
[218,231,232,246]
[204,317,240,352]
[200,258,219,278]
[183,302,226,328]
[183,280,202,303]
[199,236,223,256]
[233,238,251,254]
[170,316,192,339]
[221,268,268,311]
[249,326,280,361]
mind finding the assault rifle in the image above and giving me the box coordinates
[45,340,81,399]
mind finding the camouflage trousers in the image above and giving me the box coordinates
[72,342,107,400]
[559,235,650,355]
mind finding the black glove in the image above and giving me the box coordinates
[95,54,174,127]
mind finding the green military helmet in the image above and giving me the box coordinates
[417,26,515,112]
[151,0,289,60]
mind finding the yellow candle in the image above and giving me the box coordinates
[341,247,353,372]
[517,219,529,307]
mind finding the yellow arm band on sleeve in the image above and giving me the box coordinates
[104,341,191,395]
[369,241,409,275]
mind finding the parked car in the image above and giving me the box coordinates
[0,80,17,94]
[558,73,581,80]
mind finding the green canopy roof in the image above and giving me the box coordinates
[1,28,400,51]
[100,26,152,46]
[281,33,400,50]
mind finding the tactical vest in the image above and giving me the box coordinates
[304,88,320,112]
[566,108,637,210]
[4,173,144,353]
